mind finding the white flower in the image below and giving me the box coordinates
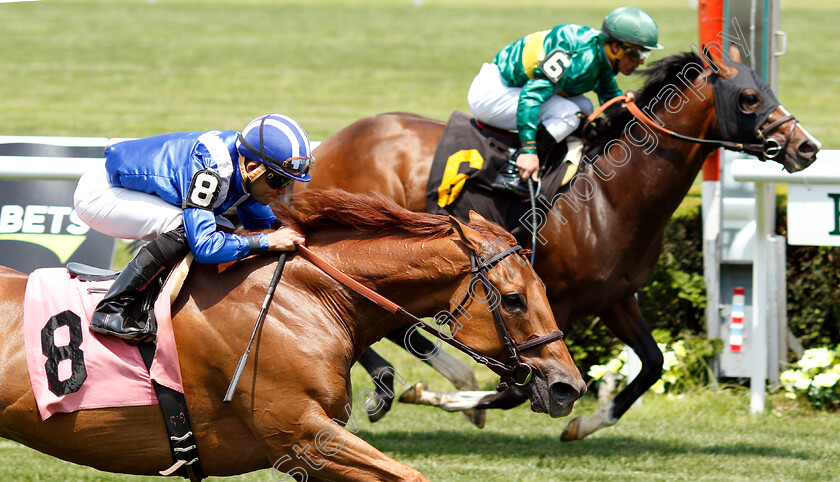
[812,372,840,388]
[781,368,812,391]
[780,369,799,383]
[794,375,812,391]
[588,364,608,380]
[780,369,801,392]
[606,357,623,373]
[672,340,687,359]
[651,379,665,394]
[797,347,835,370]
[663,351,679,371]
[619,362,630,378]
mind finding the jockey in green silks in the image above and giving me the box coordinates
[467,6,663,196]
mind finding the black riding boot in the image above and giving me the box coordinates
[90,227,189,340]
[89,248,165,340]
[491,126,557,197]
[490,154,530,197]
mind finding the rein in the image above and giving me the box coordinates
[297,244,564,389]
[586,91,798,162]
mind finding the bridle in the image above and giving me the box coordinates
[586,77,799,163]
[297,244,565,391]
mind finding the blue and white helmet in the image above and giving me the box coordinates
[237,114,313,182]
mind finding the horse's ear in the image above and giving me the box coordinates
[449,215,483,251]
[728,43,742,63]
[708,50,735,78]
[468,210,487,224]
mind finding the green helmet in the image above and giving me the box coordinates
[599,6,663,50]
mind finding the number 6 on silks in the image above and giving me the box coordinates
[539,50,572,84]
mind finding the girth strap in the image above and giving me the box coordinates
[138,343,205,482]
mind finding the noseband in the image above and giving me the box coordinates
[756,113,798,162]
[297,244,565,391]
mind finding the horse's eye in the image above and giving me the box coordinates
[502,294,525,312]
[739,90,761,114]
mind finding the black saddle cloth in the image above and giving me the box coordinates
[425,111,572,246]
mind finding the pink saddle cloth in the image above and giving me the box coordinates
[23,267,185,420]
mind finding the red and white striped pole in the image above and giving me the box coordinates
[729,287,745,352]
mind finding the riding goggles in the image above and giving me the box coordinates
[264,167,296,189]
[623,45,651,61]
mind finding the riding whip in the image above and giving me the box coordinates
[223,252,288,402]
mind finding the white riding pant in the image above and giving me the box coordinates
[73,167,185,241]
[74,167,237,241]
[467,63,594,142]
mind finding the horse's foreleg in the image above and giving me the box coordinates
[561,295,663,442]
[357,348,399,422]
[387,325,485,426]
[387,325,479,390]
[272,413,428,482]
[400,383,526,412]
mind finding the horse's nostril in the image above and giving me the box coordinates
[551,380,583,402]
[798,140,817,156]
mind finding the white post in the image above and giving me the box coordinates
[731,154,840,413]
[702,180,722,376]
[750,181,772,414]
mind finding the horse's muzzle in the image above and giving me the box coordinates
[525,369,586,418]
[781,139,819,173]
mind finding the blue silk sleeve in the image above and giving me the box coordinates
[183,208,266,263]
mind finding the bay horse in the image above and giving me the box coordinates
[300,49,821,441]
[0,189,584,481]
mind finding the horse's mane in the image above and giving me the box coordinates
[583,51,706,157]
[266,189,517,246]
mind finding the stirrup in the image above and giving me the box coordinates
[491,161,530,197]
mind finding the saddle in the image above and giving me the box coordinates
[64,259,204,481]
[425,111,582,246]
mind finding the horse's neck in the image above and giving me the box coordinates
[585,101,716,229]
[314,236,466,353]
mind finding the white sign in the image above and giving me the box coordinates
[787,184,840,246]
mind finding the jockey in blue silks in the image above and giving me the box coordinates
[74,114,314,340]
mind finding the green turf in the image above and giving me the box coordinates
[1,0,836,147]
[2,1,838,480]
[2,339,840,481]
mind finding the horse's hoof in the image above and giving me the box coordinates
[398,381,428,403]
[560,416,580,442]
[364,392,393,423]
[462,409,486,429]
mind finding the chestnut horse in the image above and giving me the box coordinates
[301,50,821,441]
[0,190,584,481]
